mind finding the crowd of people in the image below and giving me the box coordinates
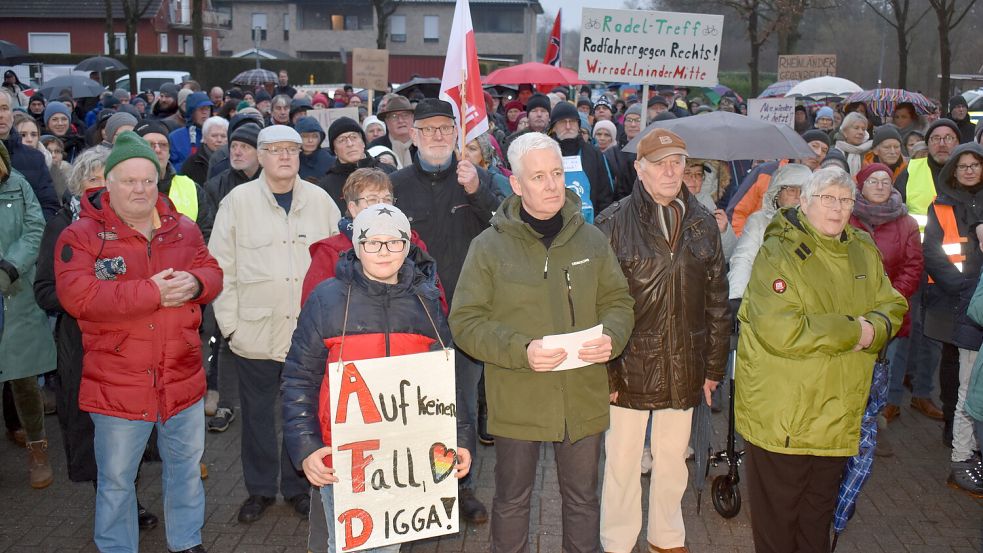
[0,64,982,553]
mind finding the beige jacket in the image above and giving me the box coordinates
[210,173,340,361]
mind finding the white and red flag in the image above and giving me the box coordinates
[543,10,562,67]
[439,0,488,151]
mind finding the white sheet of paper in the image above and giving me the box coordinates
[541,324,604,371]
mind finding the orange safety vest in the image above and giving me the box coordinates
[928,203,966,283]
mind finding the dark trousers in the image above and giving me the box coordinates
[234,353,309,499]
[746,442,847,553]
[939,342,960,426]
[456,349,481,490]
[492,431,603,553]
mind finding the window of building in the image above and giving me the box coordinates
[424,16,439,43]
[159,33,168,53]
[104,33,136,55]
[203,36,213,56]
[298,5,371,30]
[28,33,70,54]
[252,13,267,41]
[472,6,524,33]
[389,15,406,43]
[283,13,290,41]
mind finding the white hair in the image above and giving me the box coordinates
[800,167,856,206]
[840,111,868,132]
[202,116,228,136]
[507,132,562,178]
[68,146,110,196]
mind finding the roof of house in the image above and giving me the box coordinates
[5,0,165,18]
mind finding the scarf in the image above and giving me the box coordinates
[655,197,687,250]
[835,139,873,177]
[852,188,907,229]
[390,138,413,169]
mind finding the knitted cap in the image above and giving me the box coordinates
[134,119,169,138]
[815,106,835,120]
[801,129,831,147]
[855,162,894,191]
[872,126,903,149]
[647,95,669,108]
[549,101,580,132]
[593,119,616,139]
[593,96,613,113]
[626,104,643,118]
[159,83,180,98]
[43,102,71,125]
[230,123,260,148]
[820,148,849,172]
[526,93,551,114]
[362,115,386,134]
[328,117,366,150]
[352,204,412,259]
[106,112,139,142]
[949,95,968,111]
[104,130,161,177]
[255,90,272,103]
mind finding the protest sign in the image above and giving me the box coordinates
[578,7,724,86]
[747,97,796,128]
[308,107,359,147]
[352,48,390,92]
[329,350,459,552]
[777,54,837,81]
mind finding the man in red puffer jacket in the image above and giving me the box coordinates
[55,131,222,553]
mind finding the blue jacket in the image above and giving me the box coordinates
[2,128,60,220]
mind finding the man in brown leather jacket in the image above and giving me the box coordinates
[595,129,730,553]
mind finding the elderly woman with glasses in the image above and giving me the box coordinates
[921,142,983,497]
[735,167,907,553]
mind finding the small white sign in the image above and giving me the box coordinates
[747,97,796,128]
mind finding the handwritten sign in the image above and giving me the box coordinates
[777,55,836,81]
[307,107,359,147]
[578,7,724,86]
[747,98,796,128]
[352,48,390,92]
[329,350,459,552]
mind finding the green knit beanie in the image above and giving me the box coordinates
[104,130,161,178]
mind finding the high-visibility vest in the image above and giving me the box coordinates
[905,157,937,239]
[928,202,966,283]
[168,175,199,222]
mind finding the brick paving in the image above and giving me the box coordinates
[0,394,980,553]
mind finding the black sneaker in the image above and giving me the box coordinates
[459,488,488,524]
[237,495,276,524]
[169,545,207,553]
[208,408,235,433]
[287,492,312,518]
[137,501,159,531]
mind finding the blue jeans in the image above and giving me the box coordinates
[886,337,908,406]
[319,485,401,553]
[91,399,205,553]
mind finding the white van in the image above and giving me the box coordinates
[115,71,191,93]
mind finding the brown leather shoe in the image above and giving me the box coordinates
[881,404,900,422]
[27,439,53,489]
[910,397,944,420]
[649,545,689,553]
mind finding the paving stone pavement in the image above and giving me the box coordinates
[0,393,980,553]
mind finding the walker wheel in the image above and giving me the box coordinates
[711,474,742,518]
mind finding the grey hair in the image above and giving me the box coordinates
[272,94,291,108]
[68,146,110,197]
[202,116,228,137]
[800,166,856,206]
[507,132,561,178]
[0,88,12,105]
[473,133,498,167]
[840,111,868,132]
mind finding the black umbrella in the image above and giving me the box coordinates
[75,56,128,73]
[231,69,277,87]
[394,77,441,99]
[0,40,33,65]
[38,75,106,99]
[690,397,713,513]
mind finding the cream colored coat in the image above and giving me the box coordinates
[210,173,340,362]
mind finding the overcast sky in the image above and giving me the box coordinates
[538,0,618,30]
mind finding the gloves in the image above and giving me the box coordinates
[729,298,742,333]
[0,259,17,294]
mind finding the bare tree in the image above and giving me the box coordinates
[864,0,931,88]
[373,0,402,50]
[104,0,117,58]
[120,0,157,95]
[774,0,841,54]
[192,0,205,81]
[716,0,786,95]
[928,0,979,102]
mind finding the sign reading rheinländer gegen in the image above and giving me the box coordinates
[578,8,724,86]
[777,54,836,81]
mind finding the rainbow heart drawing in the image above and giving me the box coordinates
[429,442,457,483]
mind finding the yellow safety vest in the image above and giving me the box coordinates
[905,157,936,238]
[168,175,199,222]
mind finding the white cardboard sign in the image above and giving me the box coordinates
[578,7,724,86]
[747,97,796,128]
[328,350,459,552]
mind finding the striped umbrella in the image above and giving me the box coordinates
[841,88,936,117]
[758,80,800,98]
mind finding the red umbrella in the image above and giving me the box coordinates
[483,62,587,86]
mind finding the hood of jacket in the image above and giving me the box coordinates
[938,142,983,192]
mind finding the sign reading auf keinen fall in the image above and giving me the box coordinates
[578,8,724,86]
[328,349,459,552]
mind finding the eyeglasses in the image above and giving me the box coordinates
[928,135,958,145]
[956,162,982,173]
[261,145,301,156]
[386,112,413,122]
[360,239,406,253]
[414,125,455,137]
[146,141,170,151]
[812,194,855,209]
[624,116,641,123]
[863,178,893,187]
[335,132,363,145]
[355,195,394,205]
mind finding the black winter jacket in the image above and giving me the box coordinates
[200,166,259,243]
[316,156,395,216]
[3,128,60,220]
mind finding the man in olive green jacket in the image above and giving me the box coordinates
[450,132,635,553]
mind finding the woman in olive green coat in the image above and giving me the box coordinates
[735,167,907,553]
[0,142,57,489]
